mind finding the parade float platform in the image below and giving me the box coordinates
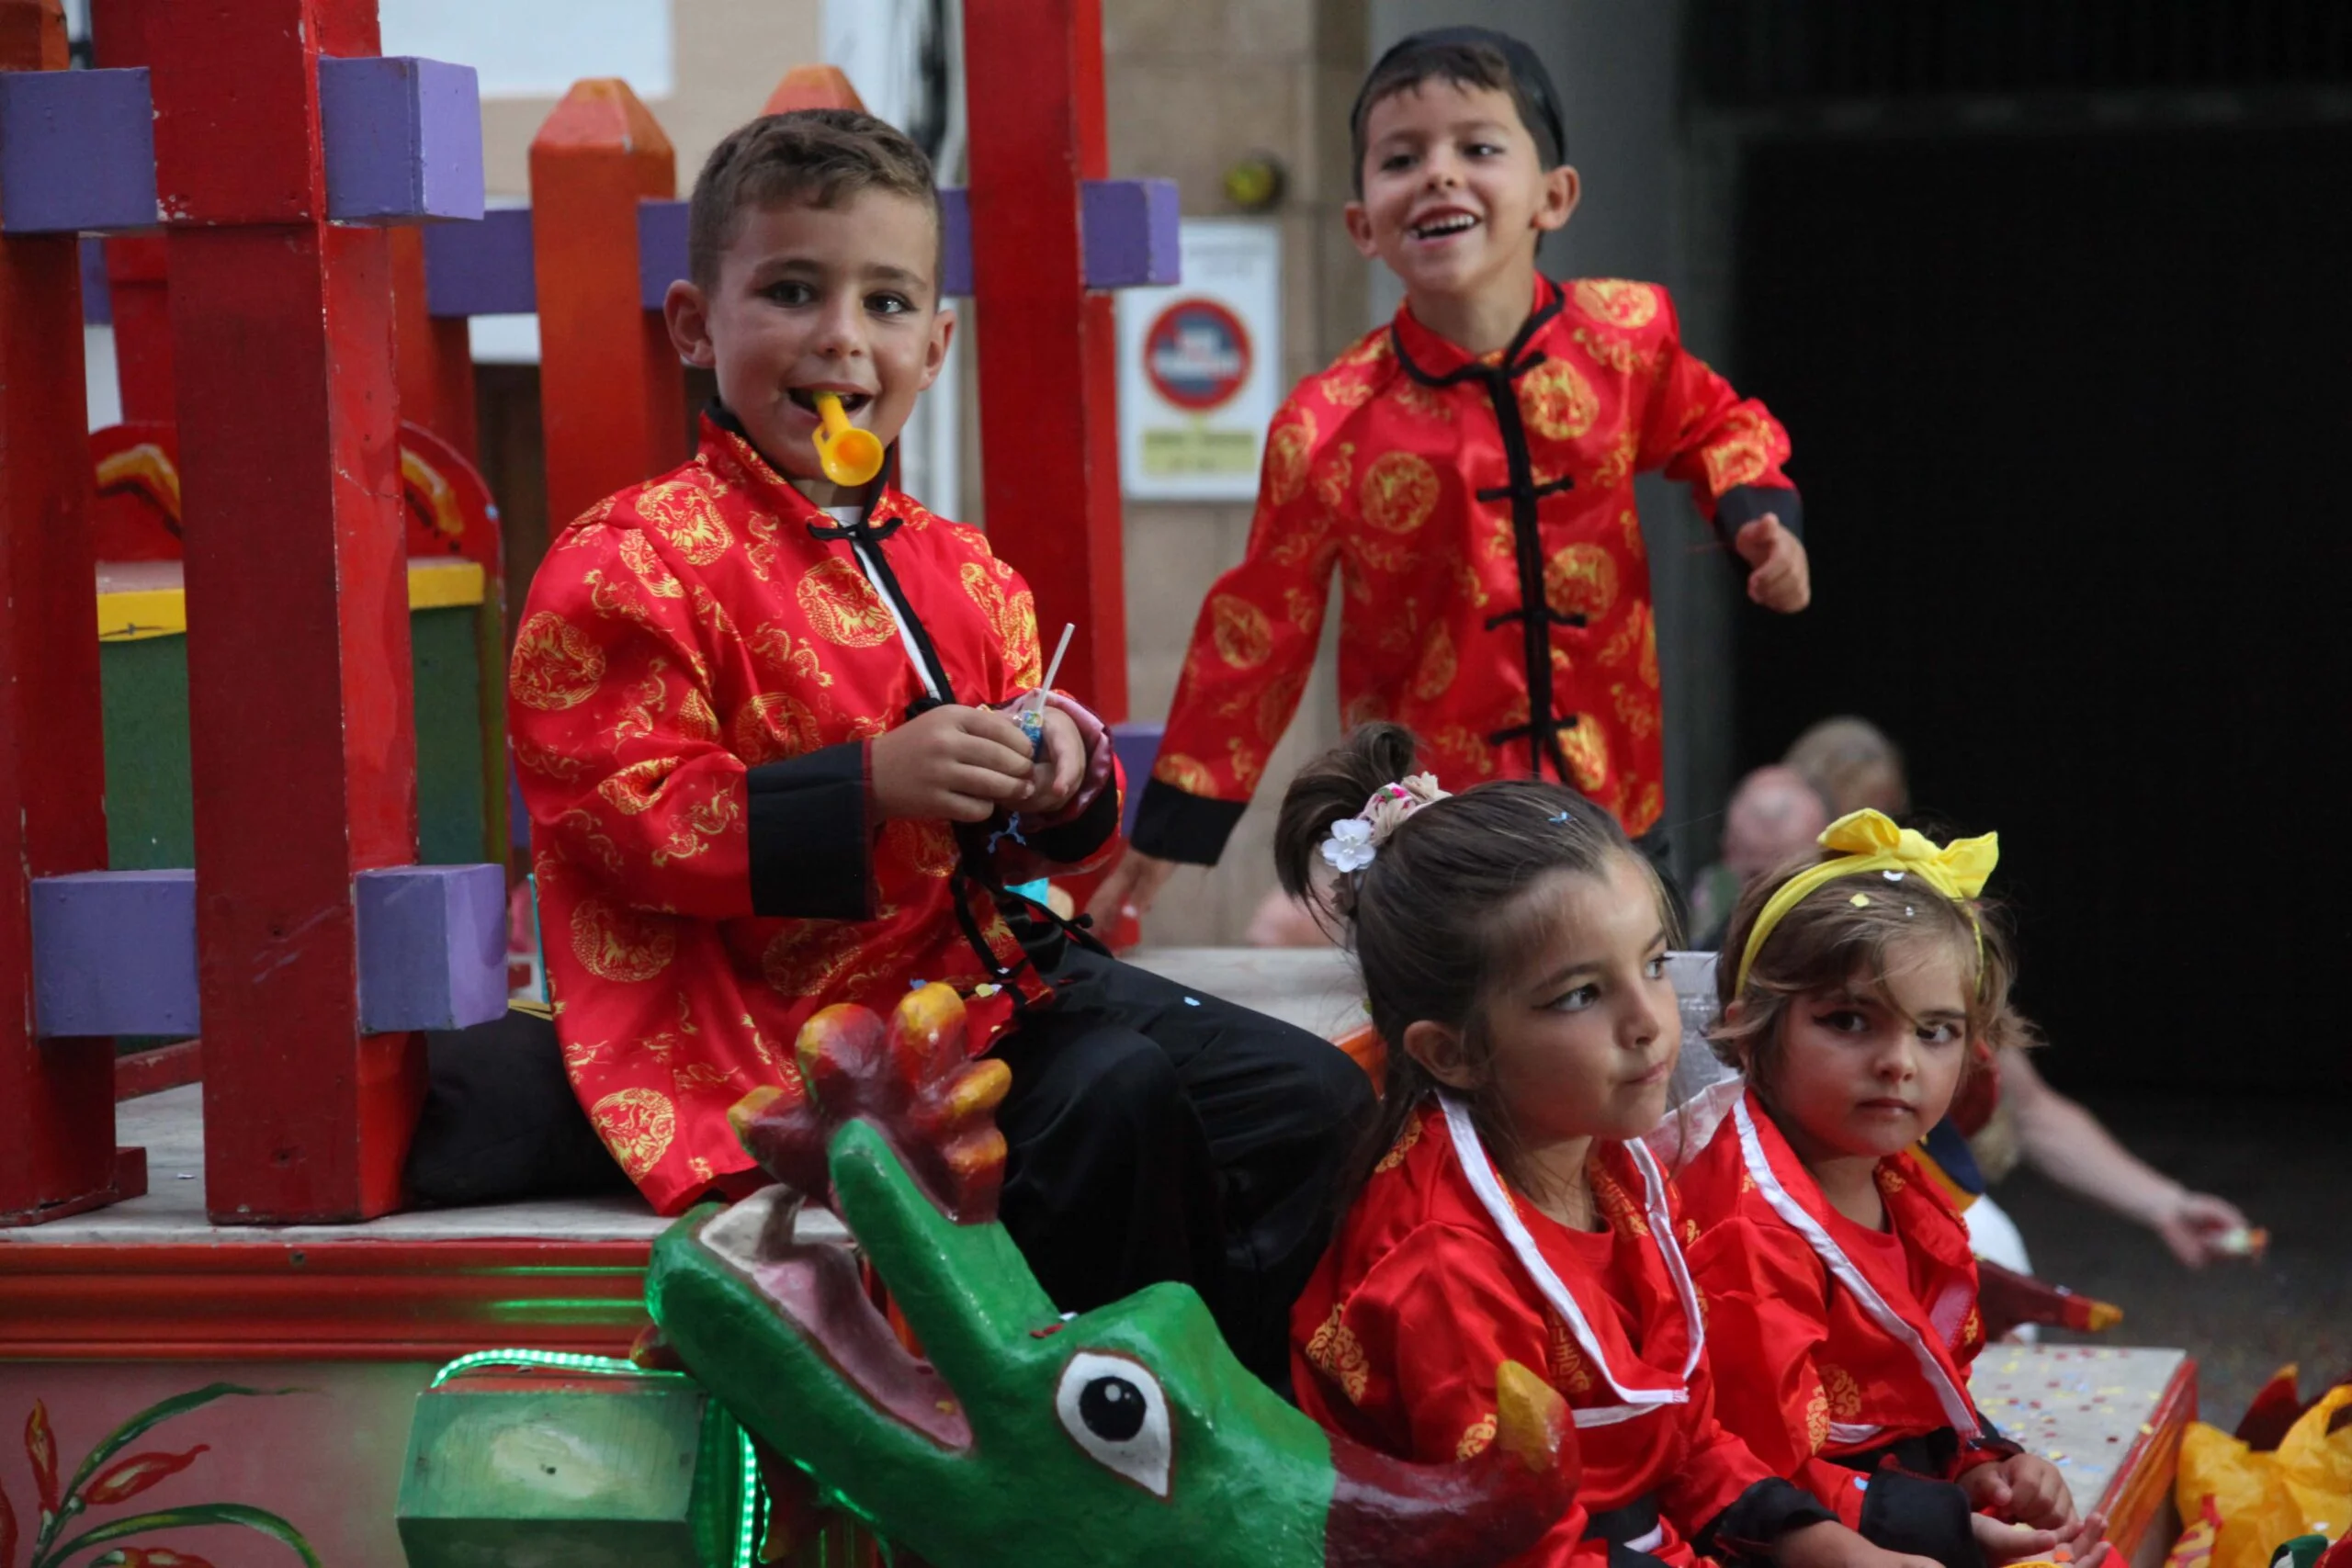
[0,949,2192,1567]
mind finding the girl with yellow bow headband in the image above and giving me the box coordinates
[1673,811,2112,1568]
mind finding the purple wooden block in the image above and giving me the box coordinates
[424,207,537,317]
[356,863,508,1033]
[80,237,110,324]
[0,67,158,235]
[1110,721,1165,840]
[30,870,198,1039]
[319,55,485,226]
[1082,179,1182,288]
[638,197,689,310]
[941,186,973,298]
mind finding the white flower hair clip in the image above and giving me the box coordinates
[1319,773,1450,874]
[1321,818,1377,874]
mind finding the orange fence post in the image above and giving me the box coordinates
[0,0,137,1225]
[529,79,684,529]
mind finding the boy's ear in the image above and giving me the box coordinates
[1532,164,1581,236]
[664,279,717,368]
[1399,1019,1480,1093]
[1343,200,1382,261]
[916,305,956,394]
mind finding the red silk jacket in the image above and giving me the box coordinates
[1679,1091,2016,1556]
[1134,276,1795,863]
[511,413,1122,1214]
[1293,1101,1829,1568]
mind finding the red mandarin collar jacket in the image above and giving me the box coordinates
[511,413,1122,1214]
[1679,1090,2018,1559]
[1292,1101,1832,1568]
[1135,276,1796,863]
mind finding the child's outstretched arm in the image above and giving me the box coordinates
[1999,1045,2253,1268]
[1634,290,1811,614]
[1089,389,1345,928]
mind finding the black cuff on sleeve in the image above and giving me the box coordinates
[1715,484,1803,543]
[1128,777,1247,864]
[1859,1470,1984,1568]
[1960,1418,2026,1469]
[1023,775,1123,866]
[1697,1478,1838,1565]
[746,742,871,919]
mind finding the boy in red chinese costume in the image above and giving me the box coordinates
[1093,28,1812,929]
[1679,814,2109,1568]
[509,109,1371,1388]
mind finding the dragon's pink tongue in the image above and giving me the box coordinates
[749,1247,973,1450]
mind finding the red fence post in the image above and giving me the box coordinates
[962,0,1128,720]
[90,0,173,423]
[148,0,424,1222]
[530,80,683,530]
[0,0,140,1225]
[391,226,481,462]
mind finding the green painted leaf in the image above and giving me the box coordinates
[38,1505,319,1568]
[55,1388,296,1517]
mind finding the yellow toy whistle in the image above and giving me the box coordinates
[810,391,884,487]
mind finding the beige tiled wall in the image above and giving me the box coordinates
[474,2,824,198]
[1105,0,1368,944]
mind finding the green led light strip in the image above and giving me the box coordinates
[429,1348,765,1568]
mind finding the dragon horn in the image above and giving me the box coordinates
[1322,1360,1578,1567]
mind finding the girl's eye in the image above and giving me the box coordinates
[1815,1010,1869,1034]
[1918,1022,1962,1045]
[1644,955,1668,981]
[1547,984,1600,1013]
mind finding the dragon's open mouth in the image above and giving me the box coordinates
[650,988,1582,1568]
[695,1185,977,1450]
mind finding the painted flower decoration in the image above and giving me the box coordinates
[1321,818,1377,874]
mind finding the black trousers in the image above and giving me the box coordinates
[988,931,1375,1393]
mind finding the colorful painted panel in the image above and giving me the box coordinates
[0,1360,432,1568]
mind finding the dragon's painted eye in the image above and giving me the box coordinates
[1054,1350,1171,1498]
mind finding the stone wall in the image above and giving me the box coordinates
[1103,0,1370,944]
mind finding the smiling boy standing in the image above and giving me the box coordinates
[511,109,1368,1388]
[1095,28,1814,928]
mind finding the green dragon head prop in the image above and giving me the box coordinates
[645,983,1578,1567]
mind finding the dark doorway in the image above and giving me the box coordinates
[1730,122,2351,1094]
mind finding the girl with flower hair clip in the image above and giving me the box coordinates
[1678,812,2110,1568]
[1275,725,2025,1568]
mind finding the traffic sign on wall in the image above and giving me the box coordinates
[1116,220,1282,501]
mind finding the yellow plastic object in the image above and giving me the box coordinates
[810,391,884,487]
[2175,1383,2352,1568]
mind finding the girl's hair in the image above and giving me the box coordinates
[1709,843,2035,1108]
[1273,724,1666,1206]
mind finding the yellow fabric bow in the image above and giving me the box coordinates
[1733,809,1999,994]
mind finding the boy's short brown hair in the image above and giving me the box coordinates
[687,108,944,292]
[1350,29,1567,196]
